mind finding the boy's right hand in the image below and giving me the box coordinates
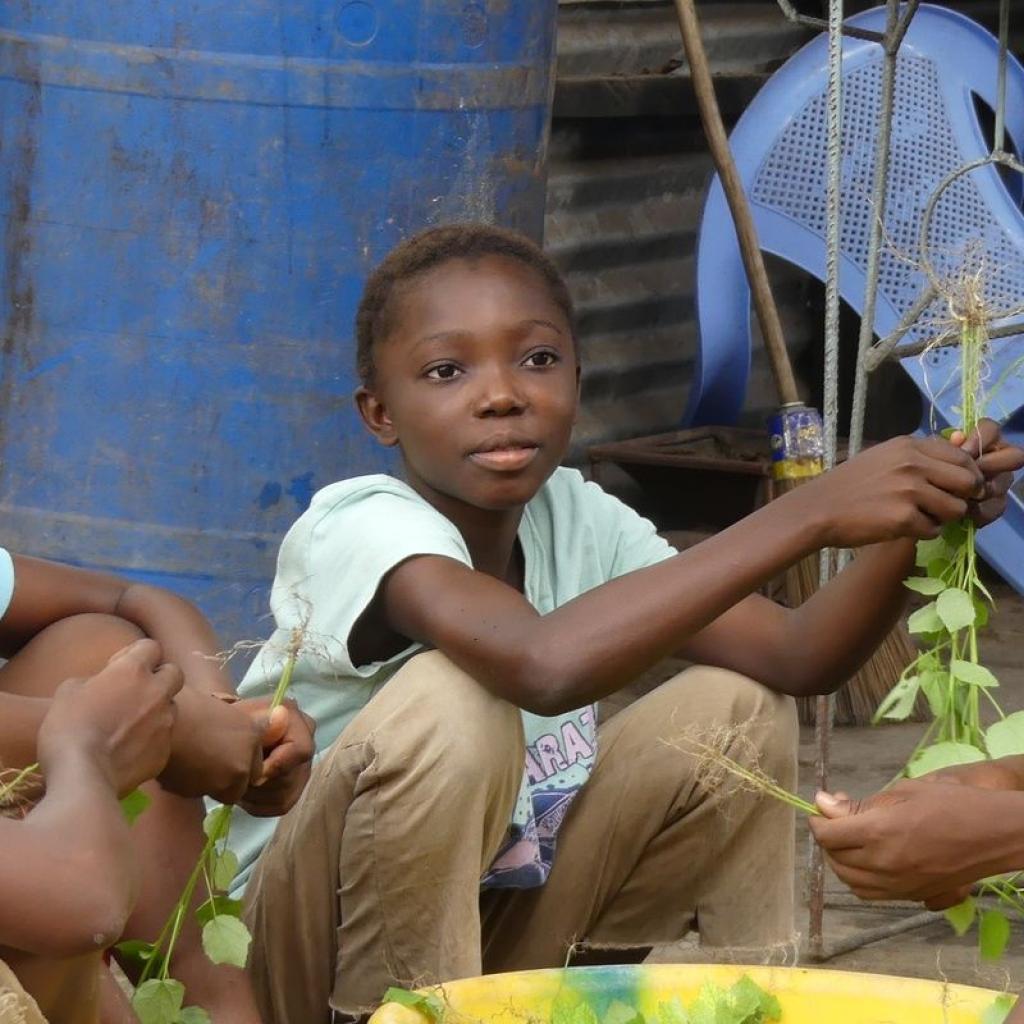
[37,638,183,795]
[159,686,267,804]
[804,434,987,549]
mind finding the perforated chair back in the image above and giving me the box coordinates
[689,4,1024,590]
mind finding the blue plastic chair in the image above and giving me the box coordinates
[689,4,1024,591]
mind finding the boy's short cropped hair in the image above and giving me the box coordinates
[355,223,576,386]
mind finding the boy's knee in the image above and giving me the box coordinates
[353,651,524,777]
[660,666,797,768]
[41,613,146,666]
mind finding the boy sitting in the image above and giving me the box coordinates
[216,224,1022,1023]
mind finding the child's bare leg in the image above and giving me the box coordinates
[0,614,262,1023]
[0,612,145,699]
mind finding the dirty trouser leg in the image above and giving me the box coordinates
[482,667,798,971]
[245,651,524,1024]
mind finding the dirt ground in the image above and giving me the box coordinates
[606,574,1024,993]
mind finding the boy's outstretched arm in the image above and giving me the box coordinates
[378,427,1022,716]
[0,640,181,956]
[684,418,1023,694]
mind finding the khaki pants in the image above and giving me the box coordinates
[245,653,798,1024]
[0,960,47,1024]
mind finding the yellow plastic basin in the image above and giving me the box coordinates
[369,964,1011,1024]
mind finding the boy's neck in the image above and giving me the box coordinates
[404,477,526,590]
[458,507,525,590]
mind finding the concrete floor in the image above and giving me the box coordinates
[611,574,1024,993]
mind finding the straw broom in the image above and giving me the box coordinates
[672,0,919,725]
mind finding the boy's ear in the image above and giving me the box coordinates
[355,386,400,447]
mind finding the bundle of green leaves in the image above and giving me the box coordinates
[874,307,1024,961]
[874,518,1015,778]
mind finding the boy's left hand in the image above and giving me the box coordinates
[948,418,1024,527]
[808,782,991,909]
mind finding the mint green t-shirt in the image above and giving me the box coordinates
[222,467,674,895]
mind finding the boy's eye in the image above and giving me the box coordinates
[425,362,462,381]
[524,350,560,368]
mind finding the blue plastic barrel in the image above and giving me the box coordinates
[0,2,557,647]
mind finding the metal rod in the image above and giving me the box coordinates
[879,318,1024,362]
[847,0,904,468]
[864,285,938,372]
[812,911,941,961]
[995,0,1010,155]
[810,0,845,962]
[891,0,922,52]
[919,153,1024,297]
[775,0,884,43]
[824,893,923,911]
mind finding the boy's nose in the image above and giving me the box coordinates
[475,367,526,417]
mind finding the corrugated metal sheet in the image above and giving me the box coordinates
[548,0,1024,461]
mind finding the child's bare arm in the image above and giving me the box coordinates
[0,640,181,956]
[0,557,231,695]
[0,558,314,811]
[376,431,1017,714]
[0,754,139,956]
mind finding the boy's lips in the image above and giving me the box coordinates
[468,437,540,472]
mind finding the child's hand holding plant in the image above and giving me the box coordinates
[810,779,1024,909]
[792,432,990,550]
[157,687,313,813]
[947,422,1021,521]
[231,697,315,817]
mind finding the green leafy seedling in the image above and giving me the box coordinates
[877,296,1024,959]
[201,913,250,968]
[603,1001,644,1024]
[982,993,1017,1024]
[120,788,151,825]
[980,908,1012,961]
[382,987,446,1022]
[944,896,976,937]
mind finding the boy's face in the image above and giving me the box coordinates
[356,254,579,513]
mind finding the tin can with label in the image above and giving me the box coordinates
[767,403,824,481]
